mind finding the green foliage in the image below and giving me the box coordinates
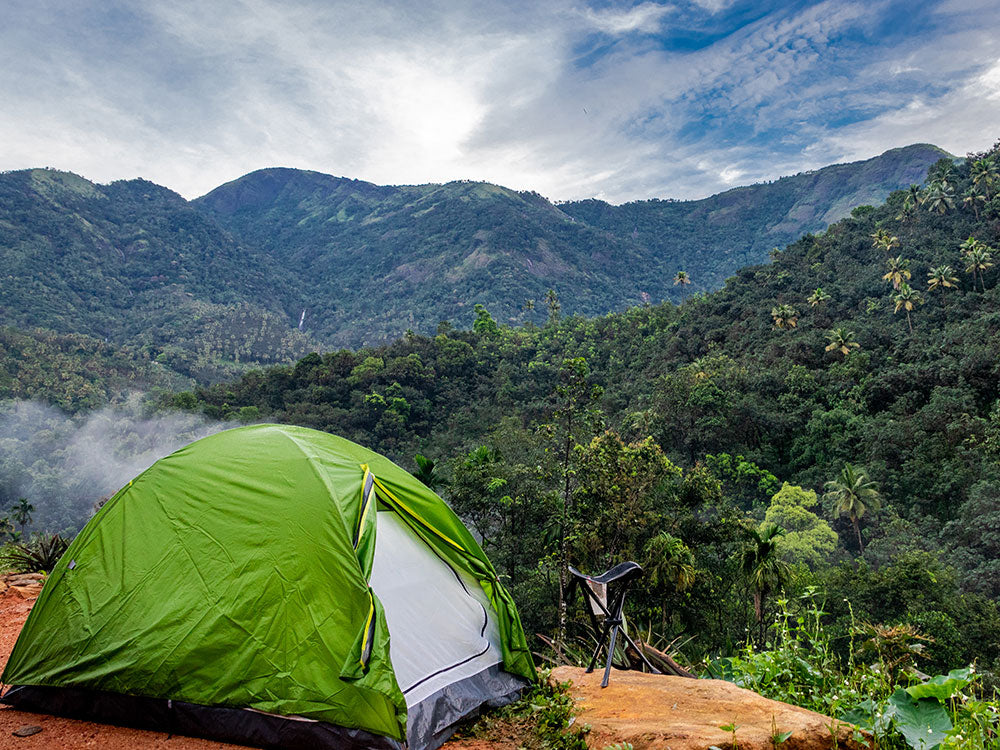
[718,719,741,749]
[0,326,191,410]
[885,688,953,750]
[704,453,780,511]
[411,454,445,491]
[709,592,1000,750]
[905,668,973,701]
[462,670,589,750]
[763,483,838,569]
[5,533,69,573]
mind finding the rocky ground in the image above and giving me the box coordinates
[548,666,864,750]
[0,583,862,749]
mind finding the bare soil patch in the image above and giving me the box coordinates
[549,665,865,750]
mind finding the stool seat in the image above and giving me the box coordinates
[569,561,643,586]
[569,561,659,687]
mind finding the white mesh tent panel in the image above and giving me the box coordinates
[369,510,503,708]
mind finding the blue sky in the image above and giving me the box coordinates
[2,0,999,202]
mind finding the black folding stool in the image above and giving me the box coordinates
[569,561,660,687]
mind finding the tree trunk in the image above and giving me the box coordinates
[556,424,573,650]
[631,639,697,678]
[853,515,865,556]
[906,310,913,334]
[556,563,567,656]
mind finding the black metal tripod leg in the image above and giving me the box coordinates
[602,624,620,688]
[618,628,662,674]
[586,617,613,673]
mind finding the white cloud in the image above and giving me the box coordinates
[978,59,1000,101]
[0,0,999,203]
[688,0,735,12]
[581,2,673,35]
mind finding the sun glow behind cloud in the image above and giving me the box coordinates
[1,0,998,202]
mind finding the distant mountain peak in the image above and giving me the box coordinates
[3,141,950,352]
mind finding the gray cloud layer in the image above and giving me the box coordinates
[2,0,999,202]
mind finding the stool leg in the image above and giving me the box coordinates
[619,628,662,674]
[587,618,612,673]
[602,623,619,688]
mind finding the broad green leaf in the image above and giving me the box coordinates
[905,668,972,701]
[886,689,952,750]
[839,698,878,730]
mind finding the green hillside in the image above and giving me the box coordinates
[194,169,652,346]
[0,169,315,381]
[0,326,191,411]
[197,144,950,346]
[0,144,953,380]
[560,143,954,291]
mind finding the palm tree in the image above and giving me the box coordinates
[412,454,445,491]
[644,531,696,633]
[825,327,860,357]
[882,256,911,290]
[674,270,691,286]
[870,228,900,254]
[741,523,790,644]
[925,181,955,214]
[965,247,994,292]
[807,287,831,307]
[896,184,924,221]
[824,464,881,556]
[927,265,959,309]
[545,289,561,326]
[892,282,923,333]
[963,189,987,220]
[933,160,955,184]
[960,235,983,256]
[12,498,33,538]
[770,304,799,329]
[928,265,959,316]
[971,157,999,198]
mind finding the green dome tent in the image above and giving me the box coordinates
[1,424,535,750]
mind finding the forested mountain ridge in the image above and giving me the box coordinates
[198,143,950,344]
[195,168,655,346]
[163,141,1000,672]
[561,143,952,291]
[0,168,316,382]
[0,143,949,366]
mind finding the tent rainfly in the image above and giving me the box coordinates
[1,424,535,750]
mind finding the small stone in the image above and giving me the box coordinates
[12,725,43,737]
